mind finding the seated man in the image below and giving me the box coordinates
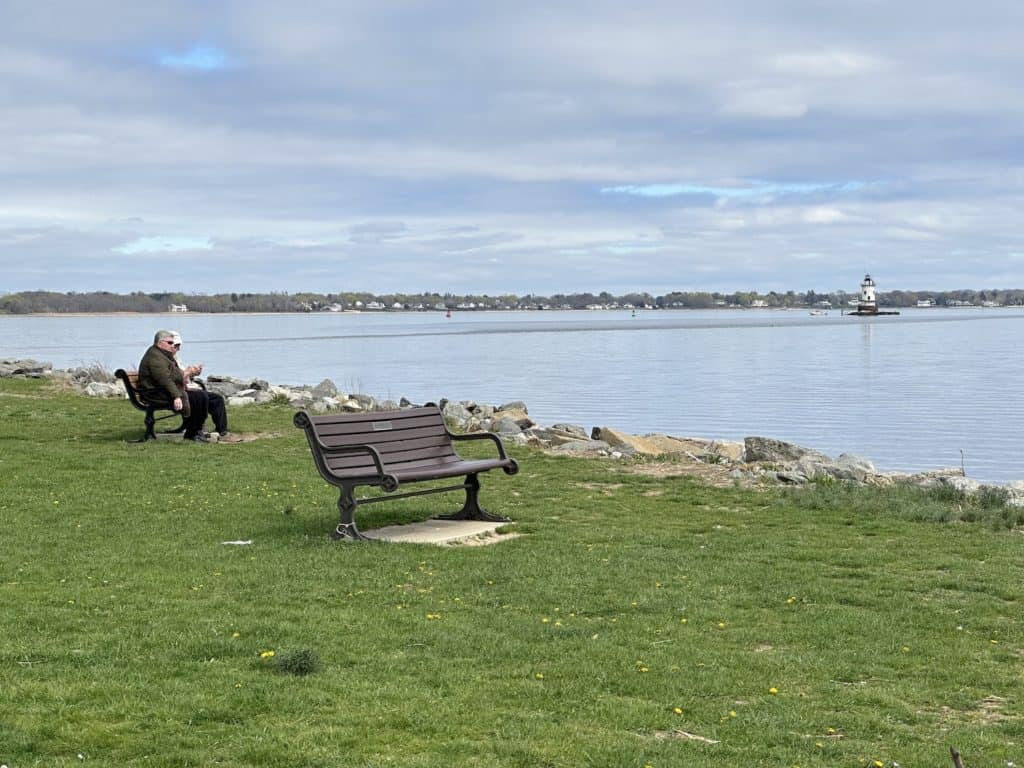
[138,329,210,442]
[168,330,230,438]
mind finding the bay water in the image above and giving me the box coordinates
[2,308,1022,483]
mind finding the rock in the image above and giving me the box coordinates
[312,378,338,398]
[939,476,982,495]
[84,381,121,397]
[377,399,399,411]
[205,380,243,397]
[498,400,528,414]
[706,440,745,463]
[830,453,876,482]
[443,401,474,428]
[340,399,363,412]
[551,423,589,439]
[776,471,809,485]
[0,359,53,378]
[493,417,523,435]
[351,393,377,410]
[591,426,697,457]
[744,436,830,463]
[226,395,256,407]
[249,378,271,391]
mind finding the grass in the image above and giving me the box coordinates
[1,377,1022,767]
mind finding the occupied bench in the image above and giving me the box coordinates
[294,406,520,540]
[115,368,186,441]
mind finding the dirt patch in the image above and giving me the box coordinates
[620,458,757,488]
[216,431,282,444]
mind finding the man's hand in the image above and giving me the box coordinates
[173,396,183,411]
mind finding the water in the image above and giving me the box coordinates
[3,308,1023,483]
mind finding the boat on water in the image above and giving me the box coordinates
[809,309,828,316]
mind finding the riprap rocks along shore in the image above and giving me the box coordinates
[4,358,1020,503]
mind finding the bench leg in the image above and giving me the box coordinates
[332,486,369,541]
[437,473,510,523]
[142,412,158,442]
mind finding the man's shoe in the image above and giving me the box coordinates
[186,432,211,443]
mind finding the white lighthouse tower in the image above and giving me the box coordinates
[858,273,877,314]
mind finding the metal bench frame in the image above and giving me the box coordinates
[115,368,188,441]
[294,406,520,540]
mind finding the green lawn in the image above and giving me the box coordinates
[1,378,1021,767]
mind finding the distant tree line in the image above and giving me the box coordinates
[2,288,1024,314]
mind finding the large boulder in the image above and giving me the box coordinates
[744,436,830,463]
[312,378,338,398]
[591,426,699,457]
[0,359,53,378]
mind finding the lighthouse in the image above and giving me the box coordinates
[859,274,877,313]
[846,273,899,316]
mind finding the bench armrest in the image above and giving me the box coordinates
[447,429,512,462]
[315,441,388,477]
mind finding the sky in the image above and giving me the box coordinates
[2,1,1024,296]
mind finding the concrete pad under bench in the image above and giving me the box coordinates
[364,519,515,546]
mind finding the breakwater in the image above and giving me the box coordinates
[5,357,1023,506]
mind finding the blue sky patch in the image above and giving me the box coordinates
[157,45,229,71]
[115,236,213,254]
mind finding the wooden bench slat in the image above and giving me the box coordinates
[312,414,445,438]
[318,424,455,447]
[326,450,462,474]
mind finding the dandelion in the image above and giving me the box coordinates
[260,650,275,659]
[680,617,688,624]
[768,687,779,694]
[786,596,796,604]
[426,613,441,620]
[231,632,240,638]
[872,761,883,768]
[541,617,550,623]
[639,667,649,673]
[990,639,999,644]
[729,710,737,717]
[901,646,910,652]
[673,707,683,715]
[554,621,563,627]
[717,622,726,628]
[535,672,544,679]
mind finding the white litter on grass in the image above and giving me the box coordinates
[221,540,253,546]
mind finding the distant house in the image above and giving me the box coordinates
[169,303,188,313]
[916,299,934,308]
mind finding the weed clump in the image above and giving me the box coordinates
[274,648,320,676]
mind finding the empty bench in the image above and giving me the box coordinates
[294,406,520,540]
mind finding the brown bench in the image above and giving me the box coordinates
[115,368,204,441]
[294,406,520,540]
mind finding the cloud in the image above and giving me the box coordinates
[1,3,1023,294]
[601,180,868,201]
[115,236,214,254]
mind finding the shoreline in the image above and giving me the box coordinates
[4,356,1024,501]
